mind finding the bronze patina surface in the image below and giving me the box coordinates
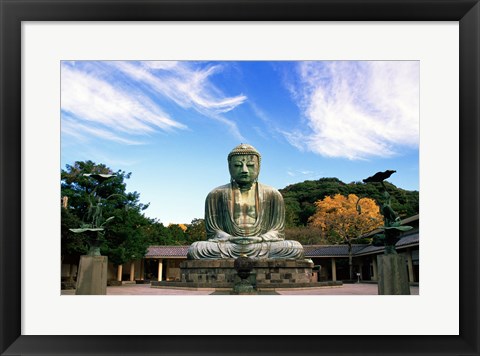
[187,144,304,260]
[364,170,413,254]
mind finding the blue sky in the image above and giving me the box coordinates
[61,61,419,224]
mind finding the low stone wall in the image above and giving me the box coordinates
[150,259,321,289]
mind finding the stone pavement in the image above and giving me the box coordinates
[61,282,419,295]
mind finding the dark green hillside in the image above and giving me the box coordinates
[279,178,419,227]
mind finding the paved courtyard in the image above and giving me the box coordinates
[62,283,419,295]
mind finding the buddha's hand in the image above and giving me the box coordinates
[229,236,263,245]
[259,233,283,242]
[209,232,232,243]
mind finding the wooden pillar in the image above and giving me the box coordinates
[139,259,145,281]
[372,257,378,281]
[331,257,337,281]
[158,259,163,282]
[117,264,123,281]
[407,249,415,283]
[130,261,135,281]
[68,264,74,283]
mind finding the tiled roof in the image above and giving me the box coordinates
[326,233,420,257]
[354,244,384,255]
[396,233,419,247]
[304,244,367,257]
[146,245,190,257]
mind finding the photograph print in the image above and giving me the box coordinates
[60,60,419,296]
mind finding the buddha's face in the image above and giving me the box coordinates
[229,155,259,186]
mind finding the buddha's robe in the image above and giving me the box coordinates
[187,182,304,259]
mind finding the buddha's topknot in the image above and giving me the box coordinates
[227,144,261,164]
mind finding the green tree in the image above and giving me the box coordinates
[185,218,207,243]
[61,207,87,261]
[284,226,326,245]
[309,194,383,280]
[61,161,150,268]
[284,198,301,227]
[280,177,418,227]
[167,224,188,245]
[143,219,172,245]
[102,206,151,266]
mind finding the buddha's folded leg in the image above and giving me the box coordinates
[188,240,271,259]
[188,240,304,260]
[187,241,223,259]
[267,240,305,259]
[187,241,249,259]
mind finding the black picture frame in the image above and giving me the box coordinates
[1,1,479,355]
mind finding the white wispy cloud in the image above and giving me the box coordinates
[112,61,247,138]
[62,117,143,145]
[285,61,419,160]
[61,61,247,144]
[286,169,320,179]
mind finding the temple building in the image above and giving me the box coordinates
[61,215,419,286]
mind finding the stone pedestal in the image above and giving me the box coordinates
[377,254,410,295]
[151,259,314,289]
[76,255,108,295]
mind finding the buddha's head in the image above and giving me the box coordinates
[228,144,261,187]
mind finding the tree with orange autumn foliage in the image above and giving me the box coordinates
[309,194,383,279]
[177,223,188,232]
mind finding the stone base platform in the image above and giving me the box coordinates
[151,280,343,290]
[377,254,410,295]
[150,259,343,290]
[75,255,108,295]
